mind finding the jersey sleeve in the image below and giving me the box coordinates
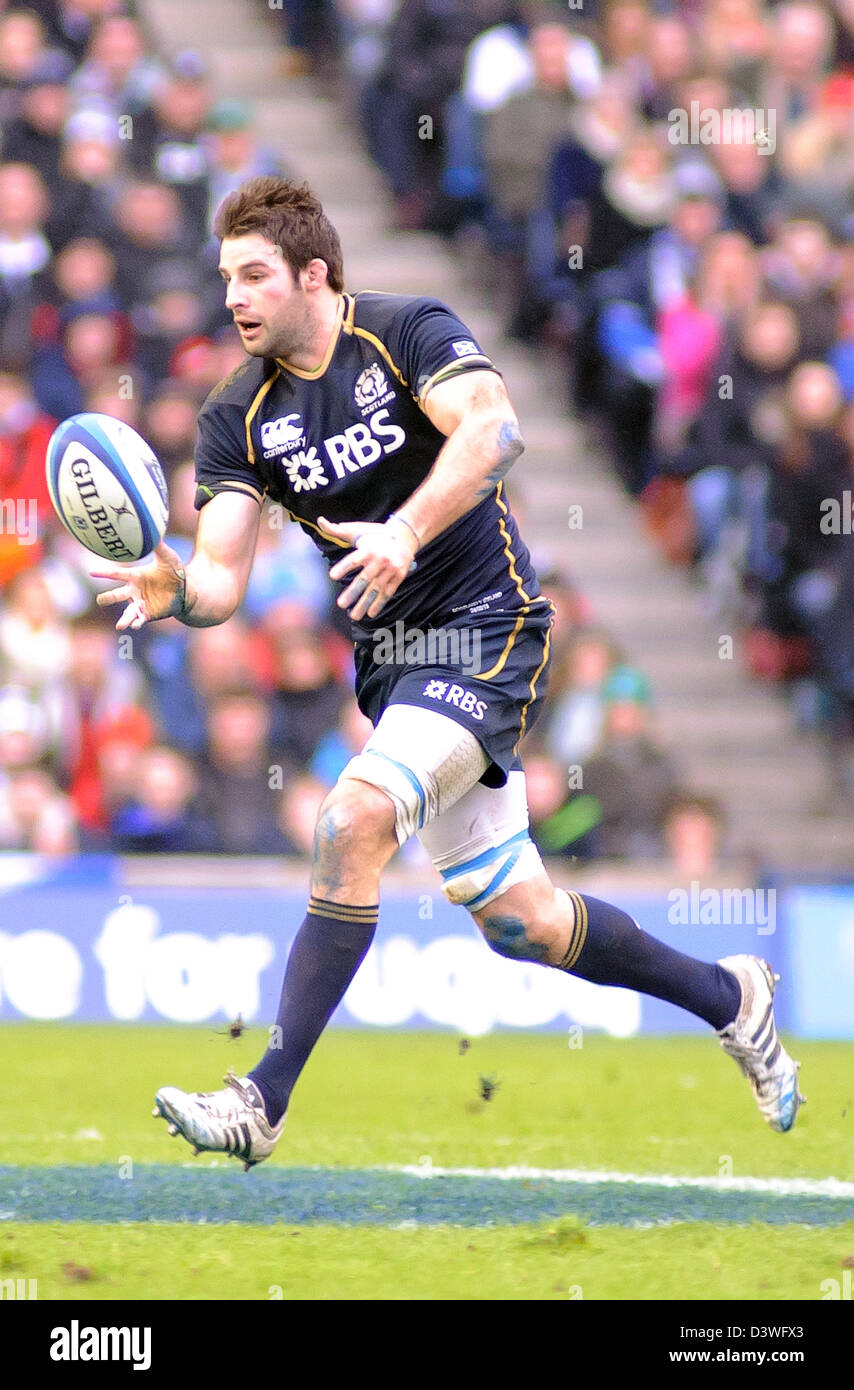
[385,297,500,409]
[193,399,267,511]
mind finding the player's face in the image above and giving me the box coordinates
[219,233,312,359]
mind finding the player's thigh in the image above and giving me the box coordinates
[340,702,490,845]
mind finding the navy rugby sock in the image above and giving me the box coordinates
[249,897,378,1125]
[558,892,741,1030]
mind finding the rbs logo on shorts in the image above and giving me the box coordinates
[423,679,487,721]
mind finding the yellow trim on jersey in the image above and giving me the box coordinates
[478,609,526,682]
[213,479,266,504]
[284,506,350,549]
[417,357,497,406]
[495,483,531,605]
[351,327,409,389]
[474,484,536,682]
[275,295,345,380]
[515,605,553,750]
[474,596,550,683]
[342,293,356,333]
[244,369,280,466]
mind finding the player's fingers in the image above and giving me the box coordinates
[348,573,388,620]
[337,570,374,611]
[352,586,386,621]
[89,565,128,582]
[115,599,147,631]
[317,516,362,542]
[95,585,132,608]
[364,565,405,618]
[343,549,410,611]
[328,550,366,581]
[365,589,388,619]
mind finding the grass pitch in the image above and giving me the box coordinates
[1,1024,852,1300]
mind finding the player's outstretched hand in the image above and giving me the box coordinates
[321,515,418,621]
[91,540,187,631]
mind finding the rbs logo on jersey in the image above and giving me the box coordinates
[323,408,405,479]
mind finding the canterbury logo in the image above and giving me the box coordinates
[261,414,304,451]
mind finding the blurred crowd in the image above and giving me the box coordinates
[0,0,367,858]
[0,0,786,869]
[302,0,854,814]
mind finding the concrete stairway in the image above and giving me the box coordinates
[141,0,854,870]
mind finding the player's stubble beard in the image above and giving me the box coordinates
[249,289,317,363]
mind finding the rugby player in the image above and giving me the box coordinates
[93,178,804,1169]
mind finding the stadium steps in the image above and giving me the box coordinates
[139,0,854,871]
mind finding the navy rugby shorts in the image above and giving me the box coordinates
[353,599,555,788]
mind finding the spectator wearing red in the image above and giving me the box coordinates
[57,613,149,832]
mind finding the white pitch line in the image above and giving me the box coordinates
[386,1165,854,1200]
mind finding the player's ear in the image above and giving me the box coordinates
[302,258,330,292]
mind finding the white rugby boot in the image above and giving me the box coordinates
[153,1071,284,1171]
[716,955,805,1133]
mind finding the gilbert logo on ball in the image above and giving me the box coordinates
[46,413,169,562]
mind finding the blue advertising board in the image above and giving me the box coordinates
[0,858,850,1035]
[786,885,854,1038]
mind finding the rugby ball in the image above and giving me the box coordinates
[45,413,169,562]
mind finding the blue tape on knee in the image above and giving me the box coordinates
[461,844,524,911]
[438,831,542,912]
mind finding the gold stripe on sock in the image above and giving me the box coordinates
[307,904,378,917]
[306,904,379,917]
[557,891,588,972]
[306,913,378,922]
[308,897,378,913]
[307,898,379,924]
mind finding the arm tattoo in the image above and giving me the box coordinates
[474,419,525,501]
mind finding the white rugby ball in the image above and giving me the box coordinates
[45,412,169,562]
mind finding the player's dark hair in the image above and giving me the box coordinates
[213,176,344,292]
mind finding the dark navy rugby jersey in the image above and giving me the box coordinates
[193,290,546,633]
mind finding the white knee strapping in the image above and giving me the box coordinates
[417,768,546,911]
[437,836,545,911]
[341,704,489,844]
